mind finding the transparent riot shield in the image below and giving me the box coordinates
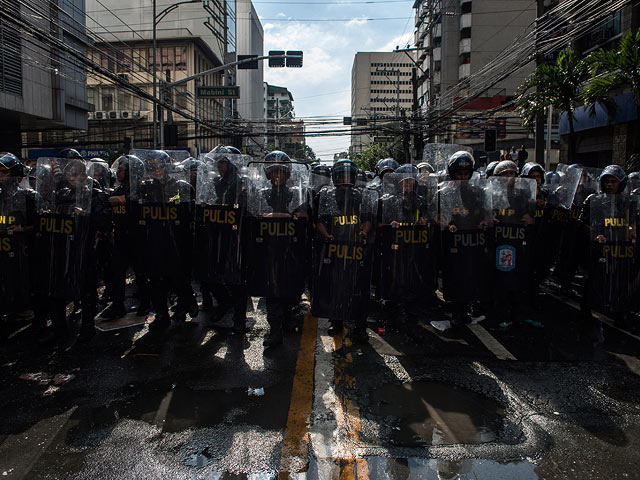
[194,155,246,285]
[309,172,332,225]
[35,157,93,300]
[589,194,640,312]
[422,144,473,173]
[245,163,309,298]
[377,173,438,302]
[488,177,536,293]
[129,150,193,277]
[0,181,30,313]
[439,179,493,303]
[311,186,378,321]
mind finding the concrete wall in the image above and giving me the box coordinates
[236,1,264,122]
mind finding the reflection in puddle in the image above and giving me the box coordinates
[365,457,538,480]
[369,381,505,447]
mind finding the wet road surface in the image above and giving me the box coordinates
[1,288,640,479]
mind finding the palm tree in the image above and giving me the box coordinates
[584,29,640,166]
[515,48,589,163]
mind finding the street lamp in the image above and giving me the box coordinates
[152,0,201,147]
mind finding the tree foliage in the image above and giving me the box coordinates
[350,142,406,172]
[515,48,589,134]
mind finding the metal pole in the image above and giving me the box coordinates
[152,0,157,147]
[160,80,165,149]
[545,105,553,170]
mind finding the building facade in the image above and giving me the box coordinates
[350,51,415,155]
[264,83,302,149]
[412,0,536,152]
[236,0,264,155]
[1,0,90,156]
[81,0,232,156]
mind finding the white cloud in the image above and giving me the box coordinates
[346,17,368,27]
[377,32,414,53]
[276,12,287,18]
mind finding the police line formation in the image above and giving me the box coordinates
[1,145,639,350]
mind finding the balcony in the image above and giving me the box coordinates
[460,13,472,29]
[433,47,441,62]
[459,63,470,79]
[434,22,442,38]
[459,38,471,55]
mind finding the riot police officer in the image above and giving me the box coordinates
[246,151,309,349]
[314,159,374,343]
[132,150,198,330]
[0,153,34,336]
[101,155,151,319]
[196,148,248,333]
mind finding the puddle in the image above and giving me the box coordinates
[364,457,538,479]
[369,381,505,447]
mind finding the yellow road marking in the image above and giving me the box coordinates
[334,332,370,479]
[279,312,318,475]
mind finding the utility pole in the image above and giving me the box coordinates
[535,0,546,164]
[412,66,423,163]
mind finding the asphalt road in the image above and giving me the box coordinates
[1,286,639,479]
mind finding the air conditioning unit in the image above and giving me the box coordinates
[120,110,133,119]
[108,111,119,120]
[94,111,107,120]
[88,112,95,120]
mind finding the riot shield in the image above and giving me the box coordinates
[311,186,377,321]
[245,164,309,298]
[422,144,473,173]
[194,156,246,285]
[377,173,437,301]
[129,150,193,277]
[35,157,93,300]
[0,183,30,313]
[439,179,493,303]
[488,177,536,293]
[589,194,640,312]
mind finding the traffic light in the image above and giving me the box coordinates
[484,128,497,152]
[164,124,178,147]
[237,54,259,70]
[286,51,303,68]
[268,51,286,68]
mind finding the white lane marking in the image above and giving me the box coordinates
[542,287,640,342]
[467,324,517,361]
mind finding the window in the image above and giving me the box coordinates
[133,88,149,111]
[101,87,115,111]
[117,49,132,73]
[175,85,189,109]
[101,53,115,72]
[87,87,97,109]
[118,90,132,110]
[133,48,146,72]
[175,46,187,70]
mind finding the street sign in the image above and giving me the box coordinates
[196,86,240,99]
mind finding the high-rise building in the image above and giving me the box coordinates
[412,0,536,151]
[264,83,303,149]
[236,0,264,155]
[350,51,415,155]
[0,0,90,156]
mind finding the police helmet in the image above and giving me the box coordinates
[395,164,418,179]
[88,160,112,188]
[332,159,358,186]
[263,150,292,180]
[225,146,242,155]
[485,160,499,177]
[545,170,561,185]
[599,164,627,192]
[182,157,203,172]
[416,162,435,174]
[357,169,367,184]
[58,148,83,160]
[365,171,375,181]
[311,164,332,178]
[143,150,172,172]
[447,151,475,175]
[0,152,26,178]
[115,154,144,181]
[520,162,545,182]
[375,158,399,177]
[628,171,640,181]
[494,160,518,176]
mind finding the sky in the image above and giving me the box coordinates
[246,0,416,160]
